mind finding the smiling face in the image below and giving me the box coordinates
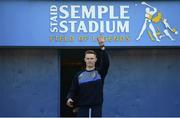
[84,51,97,69]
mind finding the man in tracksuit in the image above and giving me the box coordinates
[66,36,110,117]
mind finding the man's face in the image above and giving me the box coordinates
[84,54,97,68]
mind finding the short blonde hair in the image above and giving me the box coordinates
[85,50,97,56]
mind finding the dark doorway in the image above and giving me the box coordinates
[60,49,84,117]
[60,49,101,117]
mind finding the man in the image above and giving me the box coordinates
[66,36,110,117]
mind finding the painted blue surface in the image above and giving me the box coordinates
[0,48,180,116]
[0,1,180,46]
[0,49,60,116]
[103,49,180,116]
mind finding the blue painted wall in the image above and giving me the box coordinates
[0,49,60,116]
[103,49,180,116]
[1,48,180,116]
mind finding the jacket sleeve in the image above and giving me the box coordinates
[98,50,110,81]
[67,74,79,100]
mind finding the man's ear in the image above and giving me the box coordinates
[95,57,97,62]
[84,58,86,62]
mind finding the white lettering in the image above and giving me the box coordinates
[71,5,80,19]
[59,5,69,19]
[89,21,98,32]
[59,21,68,32]
[82,6,96,19]
[120,6,130,19]
[98,6,108,19]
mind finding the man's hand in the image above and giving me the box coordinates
[97,35,105,47]
[66,98,74,108]
[98,35,105,50]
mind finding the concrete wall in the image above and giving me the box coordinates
[0,49,60,116]
[103,49,180,116]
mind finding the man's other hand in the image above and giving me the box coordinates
[66,98,74,108]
